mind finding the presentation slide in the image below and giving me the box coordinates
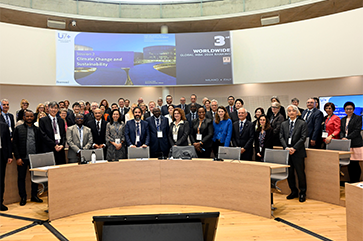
[56,31,232,86]
[319,94,363,130]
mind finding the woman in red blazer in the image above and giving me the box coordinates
[322,102,341,146]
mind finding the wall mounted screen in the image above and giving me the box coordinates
[319,94,363,130]
[56,31,232,86]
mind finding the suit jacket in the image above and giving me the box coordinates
[340,113,363,147]
[254,128,273,161]
[0,112,15,135]
[176,104,188,114]
[230,111,252,123]
[301,108,323,142]
[270,113,285,146]
[84,111,95,124]
[39,115,66,151]
[87,119,108,146]
[168,120,190,146]
[13,123,42,160]
[206,111,217,120]
[0,121,12,160]
[186,112,199,129]
[66,125,93,159]
[119,107,129,116]
[146,116,170,154]
[225,105,236,116]
[161,104,174,116]
[125,119,150,147]
[143,111,152,120]
[66,113,76,127]
[190,118,214,148]
[267,106,286,120]
[279,118,307,159]
[231,120,255,160]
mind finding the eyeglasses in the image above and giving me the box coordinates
[345,108,354,111]
[22,102,29,105]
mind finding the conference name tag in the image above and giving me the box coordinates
[157,131,163,138]
[196,134,202,141]
[322,132,328,138]
[173,134,178,141]
[9,127,12,133]
[115,139,121,144]
[288,138,292,145]
[136,136,140,143]
[54,134,61,140]
[259,147,262,152]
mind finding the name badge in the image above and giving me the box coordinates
[259,147,262,152]
[54,134,61,140]
[322,131,328,138]
[196,134,202,141]
[136,136,140,143]
[288,138,292,145]
[9,127,12,133]
[173,134,178,141]
[157,131,163,138]
[115,139,121,144]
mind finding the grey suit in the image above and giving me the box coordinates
[280,118,307,194]
[66,125,93,163]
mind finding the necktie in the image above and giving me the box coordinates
[182,105,185,110]
[156,118,160,131]
[213,112,215,118]
[192,113,195,120]
[121,108,124,115]
[79,127,83,147]
[305,110,311,121]
[5,114,10,127]
[230,106,233,113]
[96,121,100,134]
[289,121,294,137]
[136,122,140,143]
[239,121,244,134]
[53,118,59,144]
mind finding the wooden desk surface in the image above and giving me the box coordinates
[345,182,363,241]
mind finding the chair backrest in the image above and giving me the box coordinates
[170,146,197,159]
[128,147,150,159]
[264,148,289,174]
[218,147,241,160]
[81,149,104,162]
[29,152,56,169]
[304,137,309,148]
[326,139,351,151]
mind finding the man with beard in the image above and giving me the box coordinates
[161,95,174,116]
[125,107,150,148]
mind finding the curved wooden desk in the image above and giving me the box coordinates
[37,159,287,221]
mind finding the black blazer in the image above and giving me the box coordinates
[161,104,174,116]
[190,118,214,149]
[254,128,273,161]
[143,111,151,120]
[0,121,12,160]
[87,119,108,145]
[0,112,15,135]
[146,116,170,154]
[185,103,201,115]
[231,120,255,160]
[279,118,307,159]
[230,111,252,123]
[301,108,323,142]
[39,116,66,152]
[186,112,199,129]
[13,123,42,160]
[168,121,190,146]
[270,113,284,146]
[225,105,236,116]
[267,106,286,120]
[340,113,363,147]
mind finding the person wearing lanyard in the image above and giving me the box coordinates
[125,107,149,148]
[168,108,189,147]
[340,101,363,183]
[106,109,126,161]
[146,107,170,158]
[212,106,233,157]
[322,102,341,148]
[280,104,308,202]
[254,114,273,162]
[190,106,214,158]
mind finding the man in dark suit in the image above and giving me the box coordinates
[161,95,174,116]
[231,108,255,161]
[206,99,218,120]
[301,98,323,148]
[185,103,198,129]
[118,98,129,116]
[0,118,13,211]
[1,99,15,138]
[66,102,82,127]
[291,98,304,117]
[84,102,99,124]
[186,94,201,115]
[144,101,156,120]
[176,97,187,114]
[280,105,308,202]
[125,107,150,147]
[146,107,170,158]
[87,108,108,157]
[229,99,252,123]
[13,110,43,206]
[39,101,66,165]
[225,95,236,116]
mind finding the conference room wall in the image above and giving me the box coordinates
[1,75,362,114]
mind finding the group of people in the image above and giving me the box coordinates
[0,94,362,211]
